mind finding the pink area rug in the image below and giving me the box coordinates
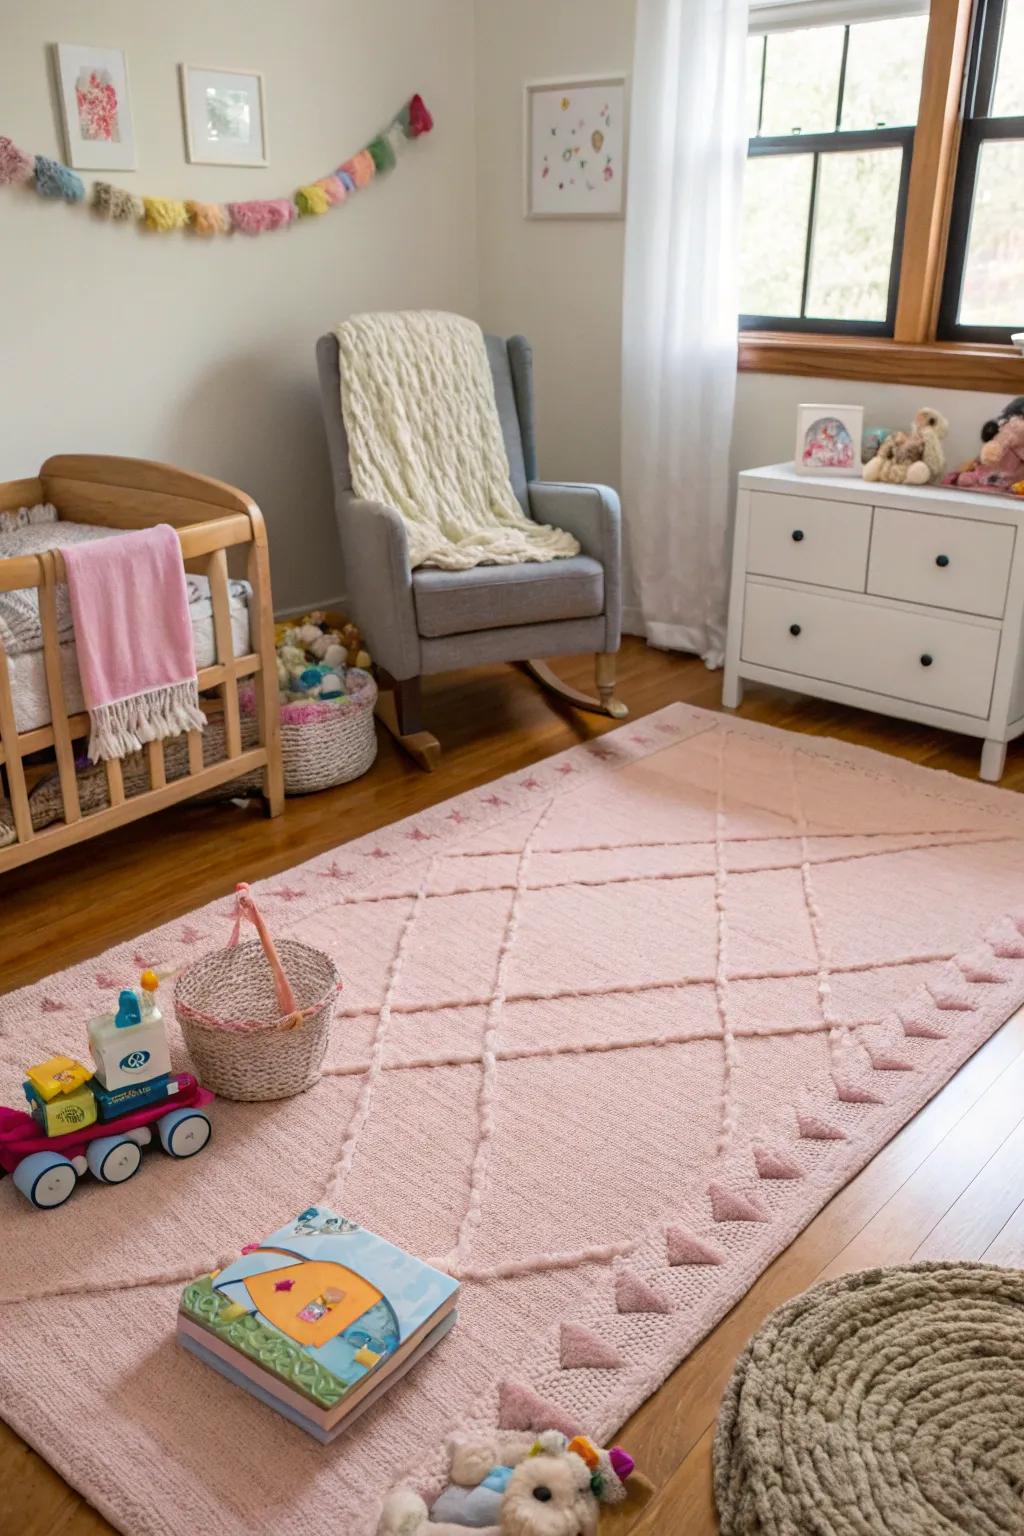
[4,704,1024,1535]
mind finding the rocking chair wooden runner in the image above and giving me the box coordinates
[315,331,626,769]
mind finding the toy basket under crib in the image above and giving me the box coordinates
[174,883,338,1101]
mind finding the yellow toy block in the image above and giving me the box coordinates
[39,1085,97,1136]
[354,1345,381,1368]
[26,1055,93,1101]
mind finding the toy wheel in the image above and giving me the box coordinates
[158,1107,211,1159]
[87,1135,143,1184]
[12,1150,78,1209]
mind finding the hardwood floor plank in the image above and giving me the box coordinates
[2,640,1023,1536]
[913,1113,1024,1262]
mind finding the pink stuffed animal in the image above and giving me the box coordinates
[945,411,1024,496]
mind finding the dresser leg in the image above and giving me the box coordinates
[722,673,744,709]
[980,739,1007,782]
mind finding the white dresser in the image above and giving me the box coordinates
[722,463,1024,781]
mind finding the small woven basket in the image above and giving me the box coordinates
[175,884,338,1101]
[279,668,378,795]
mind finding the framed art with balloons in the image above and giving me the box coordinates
[524,74,627,219]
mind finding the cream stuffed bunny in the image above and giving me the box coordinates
[377,1430,644,1536]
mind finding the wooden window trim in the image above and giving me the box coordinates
[740,0,1024,390]
[738,331,1022,391]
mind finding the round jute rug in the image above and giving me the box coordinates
[713,1263,1024,1535]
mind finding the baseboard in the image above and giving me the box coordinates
[274,593,347,621]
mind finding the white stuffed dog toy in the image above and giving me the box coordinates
[378,1430,638,1536]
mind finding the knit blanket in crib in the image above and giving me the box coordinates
[334,310,579,570]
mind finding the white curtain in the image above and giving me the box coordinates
[621,0,750,668]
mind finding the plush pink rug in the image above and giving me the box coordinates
[4,704,1024,1536]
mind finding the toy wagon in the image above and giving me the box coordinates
[0,973,213,1209]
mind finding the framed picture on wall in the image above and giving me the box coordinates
[179,64,268,166]
[524,74,627,219]
[53,43,136,170]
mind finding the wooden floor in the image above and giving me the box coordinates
[4,637,1024,1536]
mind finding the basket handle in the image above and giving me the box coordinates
[228,882,300,1025]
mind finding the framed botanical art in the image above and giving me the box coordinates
[524,74,627,219]
[53,43,136,171]
[179,64,268,167]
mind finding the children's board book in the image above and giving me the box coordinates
[176,1205,459,1442]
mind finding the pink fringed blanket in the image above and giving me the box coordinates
[62,523,206,762]
[4,707,1024,1536]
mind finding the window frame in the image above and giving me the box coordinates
[938,0,1024,342]
[742,14,922,335]
[739,0,1024,391]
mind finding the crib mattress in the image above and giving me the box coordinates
[0,515,253,734]
[10,591,252,734]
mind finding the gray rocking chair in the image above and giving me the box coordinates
[315,330,625,768]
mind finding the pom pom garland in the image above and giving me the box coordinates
[228,197,296,234]
[295,182,331,217]
[186,200,231,235]
[406,93,433,137]
[0,135,34,185]
[0,92,434,237]
[366,134,396,174]
[341,150,376,189]
[93,182,144,221]
[143,196,190,232]
[34,155,85,201]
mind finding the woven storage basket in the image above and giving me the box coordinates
[278,667,377,795]
[175,883,338,1101]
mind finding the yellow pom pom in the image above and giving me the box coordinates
[143,196,189,233]
[295,183,330,217]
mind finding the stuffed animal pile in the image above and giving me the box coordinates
[273,610,372,703]
[377,1429,649,1536]
[862,407,949,485]
[944,396,1024,497]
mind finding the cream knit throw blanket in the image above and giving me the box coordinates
[335,310,579,569]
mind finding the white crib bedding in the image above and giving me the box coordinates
[0,517,253,734]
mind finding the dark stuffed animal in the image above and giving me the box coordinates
[981,396,1024,443]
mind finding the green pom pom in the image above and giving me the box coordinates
[366,134,396,173]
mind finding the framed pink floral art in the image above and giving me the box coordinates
[54,43,136,171]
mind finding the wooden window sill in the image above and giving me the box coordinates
[738,333,1024,393]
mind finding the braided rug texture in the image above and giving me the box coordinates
[5,705,1024,1536]
[714,1262,1024,1535]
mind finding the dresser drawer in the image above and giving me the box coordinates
[867,505,1014,618]
[747,491,871,591]
[741,581,1000,719]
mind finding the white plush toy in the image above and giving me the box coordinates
[377,1430,641,1536]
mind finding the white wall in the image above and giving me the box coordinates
[1,0,477,612]
[474,0,635,493]
[474,0,1014,511]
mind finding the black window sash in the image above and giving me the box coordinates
[740,126,915,335]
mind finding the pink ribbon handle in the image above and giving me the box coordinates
[228,882,300,1026]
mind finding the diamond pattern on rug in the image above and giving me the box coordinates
[4,705,1024,1536]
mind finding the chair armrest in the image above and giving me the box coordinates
[335,494,421,680]
[528,481,622,651]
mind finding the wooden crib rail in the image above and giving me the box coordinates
[0,462,282,875]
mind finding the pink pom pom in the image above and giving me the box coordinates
[227,197,296,235]
[0,136,34,186]
[314,175,346,206]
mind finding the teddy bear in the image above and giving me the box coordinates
[377,1430,648,1536]
[944,397,1024,496]
[863,406,949,485]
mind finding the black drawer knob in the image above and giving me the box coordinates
[791,529,804,542]
[920,653,933,667]
[935,554,950,568]
[789,623,802,636]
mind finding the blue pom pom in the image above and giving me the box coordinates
[34,155,85,202]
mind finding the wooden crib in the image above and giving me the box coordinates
[0,455,283,875]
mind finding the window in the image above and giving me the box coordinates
[740,5,928,333]
[939,0,1024,340]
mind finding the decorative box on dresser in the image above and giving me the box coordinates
[722,463,1024,781]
